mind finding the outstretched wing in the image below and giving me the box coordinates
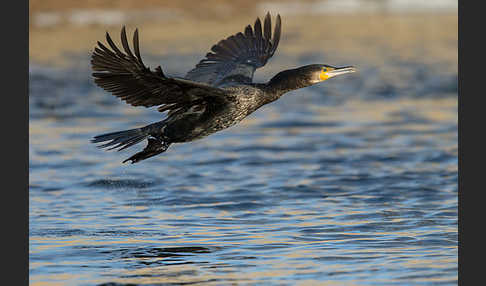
[185,12,281,86]
[91,27,229,114]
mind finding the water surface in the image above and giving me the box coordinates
[29,12,457,286]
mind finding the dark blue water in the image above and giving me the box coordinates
[29,51,457,285]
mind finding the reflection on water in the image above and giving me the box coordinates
[30,11,456,286]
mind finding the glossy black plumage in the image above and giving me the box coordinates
[91,13,355,163]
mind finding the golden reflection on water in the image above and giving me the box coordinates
[31,187,457,283]
[30,4,456,285]
[29,97,457,154]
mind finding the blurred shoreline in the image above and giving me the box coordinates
[30,0,457,15]
[30,16,457,67]
[29,0,457,95]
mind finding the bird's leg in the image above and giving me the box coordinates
[123,136,171,164]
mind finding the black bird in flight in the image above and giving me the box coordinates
[91,13,356,163]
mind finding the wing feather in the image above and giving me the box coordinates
[271,15,282,56]
[263,12,272,48]
[120,27,135,60]
[185,13,282,86]
[132,29,145,65]
[254,18,263,58]
[91,27,228,113]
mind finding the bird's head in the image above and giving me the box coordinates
[299,64,357,85]
[267,64,356,95]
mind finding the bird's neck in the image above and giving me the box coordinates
[263,69,311,101]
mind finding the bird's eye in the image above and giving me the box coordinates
[322,68,327,72]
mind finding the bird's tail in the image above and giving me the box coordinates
[91,128,149,152]
[91,125,171,164]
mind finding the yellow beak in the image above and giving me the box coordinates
[320,66,357,81]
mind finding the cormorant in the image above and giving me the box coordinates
[91,13,356,163]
